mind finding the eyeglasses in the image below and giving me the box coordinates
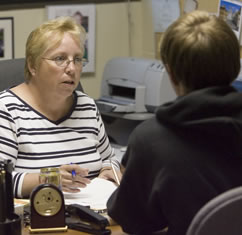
[42,56,88,67]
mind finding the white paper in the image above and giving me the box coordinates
[64,177,117,210]
[184,0,199,14]
[152,0,180,32]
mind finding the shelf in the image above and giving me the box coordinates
[101,111,154,121]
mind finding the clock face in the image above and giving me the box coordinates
[33,187,63,216]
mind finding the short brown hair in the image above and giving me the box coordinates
[160,11,240,92]
[24,16,86,82]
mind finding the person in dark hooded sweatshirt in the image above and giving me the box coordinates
[106,10,242,235]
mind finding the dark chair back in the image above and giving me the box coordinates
[186,186,242,235]
[0,58,25,91]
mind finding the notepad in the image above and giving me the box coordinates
[14,199,30,219]
[64,177,117,210]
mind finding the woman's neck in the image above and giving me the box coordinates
[11,83,74,121]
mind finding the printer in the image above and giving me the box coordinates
[96,57,176,113]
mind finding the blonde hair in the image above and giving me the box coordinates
[160,11,240,92]
[25,16,86,82]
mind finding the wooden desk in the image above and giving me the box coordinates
[23,225,125,235]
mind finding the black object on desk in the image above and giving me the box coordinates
[65,204,111,235]
[0,159,21,235]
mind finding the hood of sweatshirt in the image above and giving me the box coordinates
[156,86,242,157]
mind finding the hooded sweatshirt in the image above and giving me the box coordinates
[107,86,242,235]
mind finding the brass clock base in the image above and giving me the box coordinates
[29,225,68,233]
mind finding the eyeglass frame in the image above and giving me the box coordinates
[42,56,88,68]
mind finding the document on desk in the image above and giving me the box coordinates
[64,178,117,210]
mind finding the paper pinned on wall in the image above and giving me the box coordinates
[152,0,180,32]
[184,0,199,14]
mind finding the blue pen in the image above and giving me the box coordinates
[72,169,76,178]
[70,163,76,180]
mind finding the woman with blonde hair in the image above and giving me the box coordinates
[0,17,120,198]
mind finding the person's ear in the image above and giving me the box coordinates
[27,59,36,76]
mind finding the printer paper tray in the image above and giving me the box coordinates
[96,100,135,113]
[98,96,135,105]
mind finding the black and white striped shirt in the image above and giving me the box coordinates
[0,89,116,198]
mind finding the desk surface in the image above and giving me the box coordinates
[23,225,125,235]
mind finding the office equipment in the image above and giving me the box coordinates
[109,159,120,185]
[0,159,21,235]
[29,183,67,233]
[70,163,77,180]
[186,186,242,235]
[72,170,76,179]
[96,57,176,146]
[96,57,176,113]
[66,204,111,234]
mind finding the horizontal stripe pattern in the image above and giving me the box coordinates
[0,90,115,198]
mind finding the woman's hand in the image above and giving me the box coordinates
[98,167,122,185]
[60,164,91,193]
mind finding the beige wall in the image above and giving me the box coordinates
[0,8,46,57]
[197,0,219,13]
